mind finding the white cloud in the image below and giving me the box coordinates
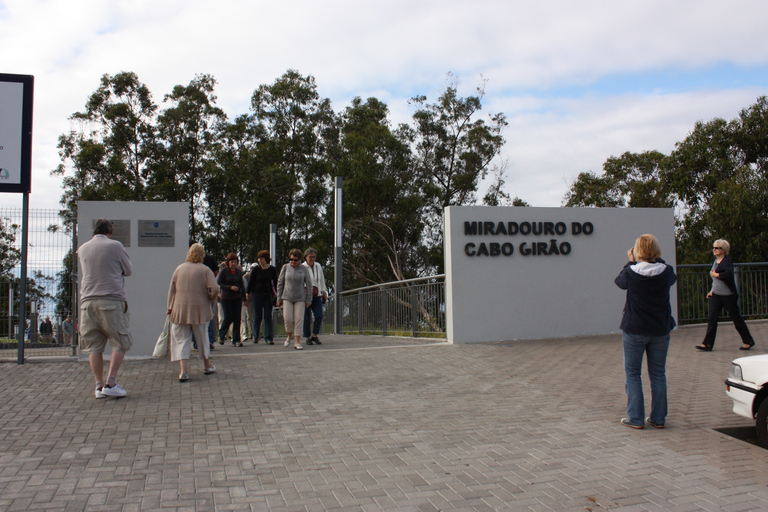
[1,0,767,210]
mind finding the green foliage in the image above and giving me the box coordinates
[565,151,672,208]
[54,249,75,317]
[54,70,518,287]
[565,96,768,264]
[147,74,226,241]
[53,72,157,212]
[0,218,21,276]
[335,97,426,285]
[409,74,508,272]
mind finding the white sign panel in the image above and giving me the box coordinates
[444,206,677,343]
[0,74,33,192]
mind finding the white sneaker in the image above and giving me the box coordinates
[95,387,107,399]
[284,339,290,347]
[101,383,127,397]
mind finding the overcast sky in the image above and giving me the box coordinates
[2,0,767,212]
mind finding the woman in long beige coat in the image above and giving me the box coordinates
[167,243,219,381]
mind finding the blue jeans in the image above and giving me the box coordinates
[303,296,324,338]
[623,331,669,426]
[252,293,274,342]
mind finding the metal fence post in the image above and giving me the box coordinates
[411,285,418,337]
[381,287,388,336]
[358,291,363,334]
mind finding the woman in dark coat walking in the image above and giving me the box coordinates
[217,253,246,347]
[695,239,755,352]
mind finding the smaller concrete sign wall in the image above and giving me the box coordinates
[444,206,677,343]
[77,201,189,358]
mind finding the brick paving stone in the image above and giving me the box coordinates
[2,330,768,510]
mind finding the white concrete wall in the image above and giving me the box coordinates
[77,201,189,358]
[444,206,677,343]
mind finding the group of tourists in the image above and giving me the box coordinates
[76,217,756,433]
[615,235,756,430]
[76,217,330,395]
[212,247,327,350]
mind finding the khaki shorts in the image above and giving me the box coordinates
[79,300,133,354]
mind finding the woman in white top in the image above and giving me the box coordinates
[302,247,328,345]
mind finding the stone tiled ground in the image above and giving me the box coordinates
[1,324,768,511]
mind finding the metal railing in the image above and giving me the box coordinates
[329,275,447,338]
[676,263,768,324]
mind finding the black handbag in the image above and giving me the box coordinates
[270,282,277,306]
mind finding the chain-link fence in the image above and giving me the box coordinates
[0,208,76,358]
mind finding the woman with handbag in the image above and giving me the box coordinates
[246,250,278,345]
[167,243,219,381]
[302,247,328,345]
[277,248,312,350]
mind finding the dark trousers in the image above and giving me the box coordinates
[702,293,754,347]
[303,296,324,338]
[252,293,274,342]
[219,299,242,344]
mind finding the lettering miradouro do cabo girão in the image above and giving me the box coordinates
[463,221,594,257]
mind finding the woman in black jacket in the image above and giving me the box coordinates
[246,250,278,345]
[615,234,677,429]
[695,239,755,352]
[217,253,246,347]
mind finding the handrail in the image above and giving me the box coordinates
[340,274,445,295]
[677,262,768,269]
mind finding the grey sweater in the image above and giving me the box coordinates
[77,235,132,302]
[277,263,311,304]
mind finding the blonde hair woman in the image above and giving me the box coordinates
[167,243,219,381]
[695,239,755,351]
[615,234,677,429]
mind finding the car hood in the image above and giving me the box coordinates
[732,353,768,385]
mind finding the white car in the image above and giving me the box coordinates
[725,353,768,448]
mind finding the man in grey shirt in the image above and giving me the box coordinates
[62,315,73,345]
[77,219,133,398]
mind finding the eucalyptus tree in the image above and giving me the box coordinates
[203,113,271,262]
[146,74,226,241]
[53,72,157,212]
[409,75,507,271]
[249,70,336,259]
[668,96,768,263]
[564,150,673,208]
[564,96,768,264]
[334,96,426,286]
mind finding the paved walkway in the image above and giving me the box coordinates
[1,323,768,511]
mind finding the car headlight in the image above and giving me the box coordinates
[729,363,743,381]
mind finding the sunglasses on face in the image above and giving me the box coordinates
[289,258,299,262]
[713,247,722,250]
